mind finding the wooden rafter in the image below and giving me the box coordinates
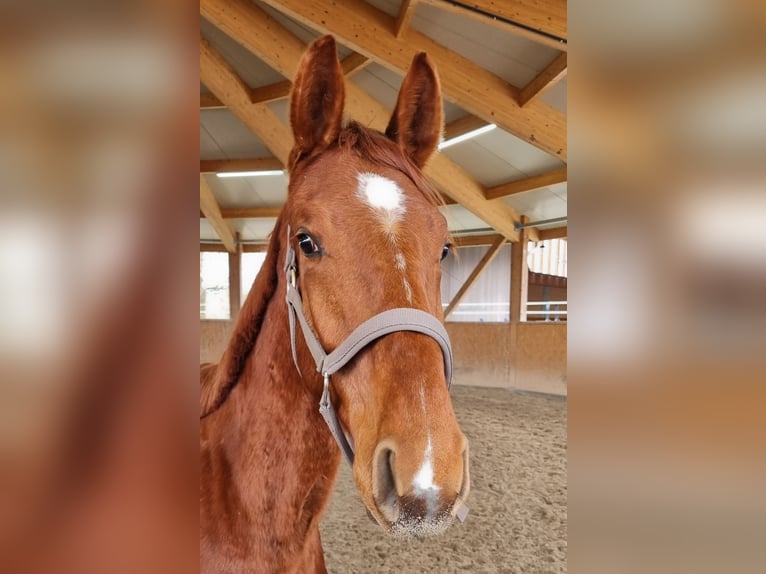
[201,0,521,241]
[538,227,567,240]
[444,235,506,318]
[200,92,225,109]
[201,242,269,253]
[221,207,282,219]
[422,0,566,44]
[250,81,291,104]
[452,233,502,247]
[395,0,419,38]
[200,175,237,253]
[340,51,371,75]
[443,113,488,141]
[258,0,566,160]
[200,207,283,219]
[518,52,567,107]
[200,36,293,164]
[200,51,369,110]
[485,167,567,200]
[200,157,284,173]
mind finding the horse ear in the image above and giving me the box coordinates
[289,35,345,168]
[385,52,443,168]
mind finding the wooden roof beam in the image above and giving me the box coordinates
[200,51,369,110]
[200,92,224,109]
[518,52,567,107]
[395,0,419,38]
[221,208,282,219]
[538,226,567,240]
[200,36,293,164]
[421,0,566,50]
[258,0,566,160]
[200,175,237,253]
[201,242,269,253]
[485,167,567,200]
[200,157,284,173]
[201,0,520,241]
[443,113,488,141]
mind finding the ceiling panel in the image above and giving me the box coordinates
[201,17,285,88]
[200,219,219,242]
[200,109,272,159]
[503,189,567,222]
[440,205,491,234]
[441,139,527,188]
[212,175,288,208]
[540,76,567,113]
[474,128,566,177]
[412,2,559,87]
[233,218,279,242]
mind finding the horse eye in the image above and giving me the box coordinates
[297,233,322,257]
[441,243,452,261]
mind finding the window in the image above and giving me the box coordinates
[240,252,267,306]
[441,245,511,322]
[200,252,229,319]
[528,239,567,277]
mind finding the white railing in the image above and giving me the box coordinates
[526,300,567,322]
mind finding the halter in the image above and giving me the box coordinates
[283,226,453,467]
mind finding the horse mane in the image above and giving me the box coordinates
[200,122,443,419]
[200,216,283,418]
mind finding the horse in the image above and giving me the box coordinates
[200,35,470,574]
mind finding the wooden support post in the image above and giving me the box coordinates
[228,234,241,316]
[510,223,530,322]
[444,235,506,319]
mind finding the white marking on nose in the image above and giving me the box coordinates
[356,172,405,230]
[413,437,439,492]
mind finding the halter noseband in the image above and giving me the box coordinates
[283,226,453,467]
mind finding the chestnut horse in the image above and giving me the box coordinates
[200,36,470,574]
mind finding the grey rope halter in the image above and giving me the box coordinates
[283,226,453,467]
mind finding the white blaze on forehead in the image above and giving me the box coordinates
[356,172,405,225]
[357,172,413,302]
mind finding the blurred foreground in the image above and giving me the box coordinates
[570,1,766,572]
[0,2,198,572]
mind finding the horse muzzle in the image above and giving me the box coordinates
[368,438,470,538]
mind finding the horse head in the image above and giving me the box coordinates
[280,36,469,537]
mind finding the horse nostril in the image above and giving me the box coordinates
[372,445,399,523]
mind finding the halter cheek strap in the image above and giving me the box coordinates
[283,226,453,466]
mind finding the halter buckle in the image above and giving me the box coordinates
[289,266,296,287]
[320,372,330,408]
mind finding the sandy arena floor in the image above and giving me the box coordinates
[320,385,567,574]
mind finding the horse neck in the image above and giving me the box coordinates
[223,270,341,536]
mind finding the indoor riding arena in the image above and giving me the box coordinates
[200,1,567,572]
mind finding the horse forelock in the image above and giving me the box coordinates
[291,121,444,209]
